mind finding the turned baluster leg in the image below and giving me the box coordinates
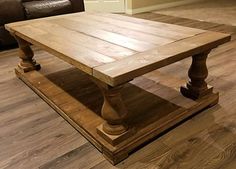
[14,35,41,72]
[95,81,129,135]
[180,51,213,100]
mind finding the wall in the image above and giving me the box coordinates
[126,0,201,14]
[130,0,180,9]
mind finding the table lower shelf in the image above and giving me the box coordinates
[15,66,219,165]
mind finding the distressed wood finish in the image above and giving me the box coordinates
[5,12,230,86]
[1,10,236,168]
[93,80,129,135]
[5,12,231,164]
[13,65,219,165]
[14,35,41,72]
[93,31,230,86]
[181,51,214,100]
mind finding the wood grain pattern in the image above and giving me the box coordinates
[94,31,230,86]
[14,35,41,72]
[14,58,219,164]
[95,12,206,35]
[67,16,174,46]
[1,11,236,169]
[6,12,231,164]
[82,13,205,39]
[5,12,230,87]
[49,18,156,52]
[8,25,115,75]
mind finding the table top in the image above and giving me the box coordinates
[5,12,231,86]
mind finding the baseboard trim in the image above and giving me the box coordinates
[125,0,203,15]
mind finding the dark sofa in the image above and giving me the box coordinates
[0,0,85,46]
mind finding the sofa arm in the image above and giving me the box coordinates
[69,0,85,12]
[23,0,73,19]
[0,26,16,46]
[0,0,25,25]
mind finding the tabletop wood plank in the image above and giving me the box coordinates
[11,25,115,74]
[93,32,231,86]
[5,12,231,86]
[4,12,81,28]
[67,16,174,46]
[30,21,136,60]
[50,18,156,52]
[76,13,205,40]
[95,12,206,35]
[5,12,205,41]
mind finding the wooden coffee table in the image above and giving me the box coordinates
[5,12,231,164]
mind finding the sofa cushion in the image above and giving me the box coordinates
[0,26,16,46]
[70,0,85,12]
[22,0,73,19]
[21,0,41,2]
[0,0,25,25]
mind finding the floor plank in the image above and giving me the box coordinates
[0,6,236,169]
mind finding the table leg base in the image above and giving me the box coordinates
[18,62,41,73]
[15,66,220,165]
[97,124,135,146]
[180,85,213,100]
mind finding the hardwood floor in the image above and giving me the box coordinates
[153,0,236,26]
[0,13,236,169]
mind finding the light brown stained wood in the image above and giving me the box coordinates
[39,143,104,169]
[66,17,174,46]
[30,21,136,60]
[49,18,156,52]
[93,81,130,136]
[5,11,232,164]
[180,50,214,100]
[0,50,90,169]
[13,35,41,72]
[93,31,230,86]
[3,12,80,28]
[6,12,204,41]
[8,25,115,75]
[5,12,231,87]
[79,13,205,40]
[6,12,231,164]
[1,10,236,168]
[94,12,206,35]
[14,62,220,164]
